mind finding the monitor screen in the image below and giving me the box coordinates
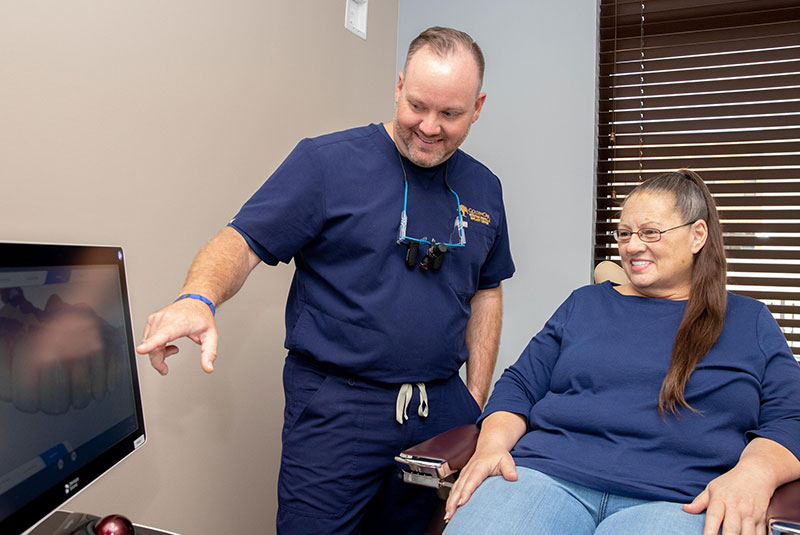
[0,242,146,535]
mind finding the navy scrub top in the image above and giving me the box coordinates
[230,123,515,383]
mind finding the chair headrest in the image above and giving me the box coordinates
[594,261,629,285]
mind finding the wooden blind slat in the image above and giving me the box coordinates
[598,182,800,196]
[602,88,800,111]
[600,101,800,122]
[603,0,790,8]
[601,47,800,76]
[598,169,800,182]
[600,0,799,20]
[732,289,800,302]
[600,73,800,99]
[600,128,800,146]
[598,208,800,220]
[598,156,800,172]
[728,262,800,274]
[599,140,800,159]
[727,276,800,287]
[600,33,800,64]
[600,115,800,136]
[767,303,800,314]
[605,19,800,48]
[598,195,800,208]
[603,60,800,87]
[717,208,800,218]
[775,318,800,330]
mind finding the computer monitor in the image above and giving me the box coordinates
[0,242,146,535]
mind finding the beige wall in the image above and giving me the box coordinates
[1,1,398,533]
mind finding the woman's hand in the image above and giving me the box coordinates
[684,437,800,535]
[443,445,518,522]
[443,411,527,523]
[683,462,772,535]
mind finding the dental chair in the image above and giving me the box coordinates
[395,262,800,535]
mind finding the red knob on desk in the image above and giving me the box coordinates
[94,514,135,535]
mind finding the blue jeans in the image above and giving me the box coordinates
[443,467,710,535]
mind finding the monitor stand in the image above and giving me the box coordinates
[30,510,179,535]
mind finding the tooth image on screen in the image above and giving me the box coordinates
[0,292,124,414]
[11,337,40,413]
[0,337,12,403]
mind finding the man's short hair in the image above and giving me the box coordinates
[404,26,485,91]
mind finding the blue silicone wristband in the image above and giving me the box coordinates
[175,293,216,316]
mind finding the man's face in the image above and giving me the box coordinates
[392,46,485,168]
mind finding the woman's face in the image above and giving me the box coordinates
[617,191,708,300]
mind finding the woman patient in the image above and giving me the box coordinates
[443,170,800,535]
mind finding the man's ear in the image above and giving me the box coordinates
[472,92,486,123]
[395,72,404,104]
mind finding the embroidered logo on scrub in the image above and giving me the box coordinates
[460,204,491,225]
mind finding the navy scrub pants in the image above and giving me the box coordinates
[277,354,482,535]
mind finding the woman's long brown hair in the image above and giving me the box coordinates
[624,170,728,415]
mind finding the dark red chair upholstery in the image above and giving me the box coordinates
[768,481,800,534]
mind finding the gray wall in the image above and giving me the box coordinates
[1,2,398,534]
[397,1,599,379]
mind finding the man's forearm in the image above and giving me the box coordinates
[180,226,261,306]
[465,284,503,409]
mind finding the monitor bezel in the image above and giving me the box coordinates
[0,242,146,535]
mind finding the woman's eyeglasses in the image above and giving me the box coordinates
[613,221,694,243]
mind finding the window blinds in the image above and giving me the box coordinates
[596,0,800,358]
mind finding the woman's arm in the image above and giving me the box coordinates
[443,411,527,522]
[684,437,800,535]
[443,290,576,522]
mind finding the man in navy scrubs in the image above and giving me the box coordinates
[137,27,514,534]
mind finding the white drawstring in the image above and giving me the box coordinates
[395,382,429,424]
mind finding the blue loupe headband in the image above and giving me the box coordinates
[395,153,466,271]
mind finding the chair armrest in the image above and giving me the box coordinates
[768,480,800,534]
[402,424,480,471]
[395,424,479,485]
